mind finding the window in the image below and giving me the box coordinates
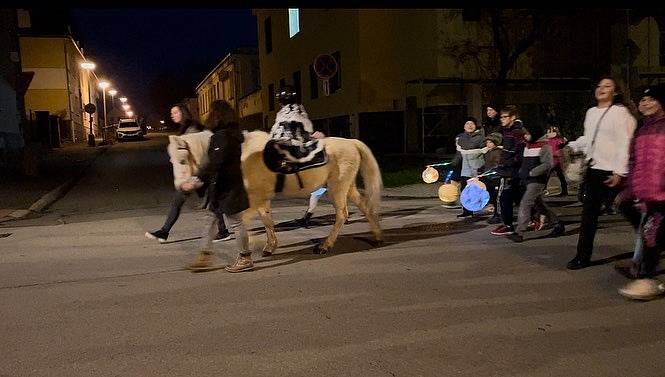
[288,8,300,38]
[309,64,319,99]
[264,17,272,54]
[293,70,302,103]
[268,83,275,111]
[330,51,342,93]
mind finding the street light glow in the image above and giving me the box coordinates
[80,61,96,70]
[122,104,130,111]
[126,111,134,117]
[119,97,128,103]
[159,120,165,124]
[108,89,118,96]
[98,80,110,90]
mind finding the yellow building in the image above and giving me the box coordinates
[19,34,100,144]
[253,9,664,155]
[196,48,262,130]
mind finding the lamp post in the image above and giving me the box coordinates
[98,80,110,131]
[119,97,127,104]
[80,61,96,146]
[108,89,117,125]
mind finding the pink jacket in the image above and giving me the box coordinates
[626,115,665,202]
[546,136,566,167]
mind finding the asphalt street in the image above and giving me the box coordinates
[1,134,664,377]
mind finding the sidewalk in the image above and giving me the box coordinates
[0,140,107,223]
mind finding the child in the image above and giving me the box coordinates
[451,117,486,217]
[544,126,569,196]
[507,123,565,242]
[478,132,503,224]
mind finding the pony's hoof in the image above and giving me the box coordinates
[313,244,329,254]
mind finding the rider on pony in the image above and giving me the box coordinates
[266,85,326,174]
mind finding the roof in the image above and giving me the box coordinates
[195,48,259,91]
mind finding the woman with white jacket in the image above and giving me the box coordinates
[565,76,637,270]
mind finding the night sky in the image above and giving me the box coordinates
[69,8,258,121]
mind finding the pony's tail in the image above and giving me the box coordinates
[353,139,383,214]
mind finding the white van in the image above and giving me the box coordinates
[116,119,144,141]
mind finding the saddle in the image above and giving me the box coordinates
[263,121,327,175]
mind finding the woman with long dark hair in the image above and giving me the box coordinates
[145,103,230,243]
[565,75,637,270]
[183,100,252,273]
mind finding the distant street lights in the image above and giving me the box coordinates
[119,97,127,104]
[122,104,130,111]
[126,111,134,118]
[80,60,96,146]
[98,80,110,130]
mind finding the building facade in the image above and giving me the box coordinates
[196,47,262,130]
[253,9,664,156]
[19,34,100,145]
[0,9,27,171]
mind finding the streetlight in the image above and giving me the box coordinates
[108,89,117,124]
[119,97,127,104]
[98,80,110,131]
[126,111,134,118]
[122,104,130,111]
[80,60,96,146]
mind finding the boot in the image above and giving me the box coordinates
[187,251,213,271]
[296,212,313,227]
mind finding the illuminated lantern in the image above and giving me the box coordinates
[422,166,439,183]
[438,181,461,203]
[467,178,487,191]
[460,183,490,212]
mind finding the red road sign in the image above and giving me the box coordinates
[313,54,338,80]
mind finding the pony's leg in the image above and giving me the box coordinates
[257,201,278,257]
[347,186,383,246]
[315,184,351,254]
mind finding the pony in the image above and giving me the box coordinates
[168,130,383,255]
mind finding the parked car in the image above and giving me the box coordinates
[116,119,144,141]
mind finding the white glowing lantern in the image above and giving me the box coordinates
[422,166,439,184]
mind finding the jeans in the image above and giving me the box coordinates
[498,177,516,227]
[161,190,227,234]
[200,210,250,258]
[575,168,622,261]
[516,182,559,235]
[550,165,568,194]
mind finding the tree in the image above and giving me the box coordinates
[489,9,554,85]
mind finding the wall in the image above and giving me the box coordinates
[255,9,361,125]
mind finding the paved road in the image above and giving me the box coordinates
[1,134,664,376]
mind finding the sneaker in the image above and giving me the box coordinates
[213,231,232,243]
[487,215,502,224]
[145,229,168,243]
[526,220,540,231]
[187,251,214,271]
[618,279,665,301]
[549,223,565,237]
[507,233,524,243]
[225,255,254,273]
[614,260,639,279]
[491,225,515,236]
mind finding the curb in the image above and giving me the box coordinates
[0,146,109,223]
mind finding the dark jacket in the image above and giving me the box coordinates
[495,120,526,178]
[518,141,553,185]
[483,115,501,136]
[479,147,503,174]
[198,122,249,216]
